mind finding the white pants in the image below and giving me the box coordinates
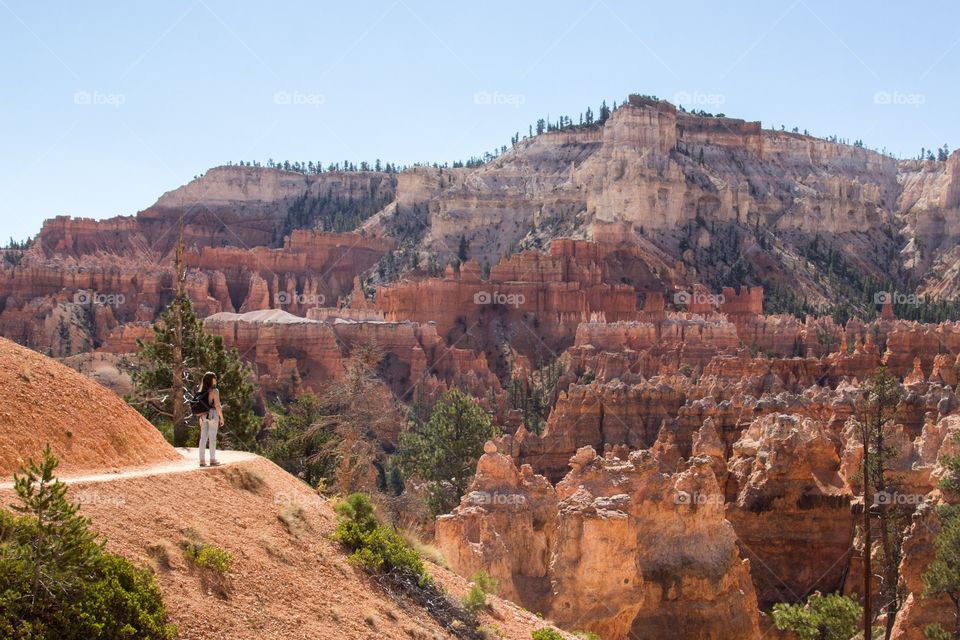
[199,416,219,462]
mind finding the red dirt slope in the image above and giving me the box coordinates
[0,455,572,640]
[0,336,180,476]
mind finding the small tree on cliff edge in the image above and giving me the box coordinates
[0,445,176,639]
[922,436,960,640]
[397,389,498,515]
[128,292,260,450]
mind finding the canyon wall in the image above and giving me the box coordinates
[0,229,391,354]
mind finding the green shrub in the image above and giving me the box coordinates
[462,584,487,615]
[924,623,951,640]
[0,445,176,639]
[183,542,232,597]
[479,624,507,639]
[184,543,232,573]
[462,570,499,614]
[531,628,565,640]
[349,525,425,578]
[472,569,498,595]
[332,493,430,587]
[573,632,601,640]
[771,592,861,640]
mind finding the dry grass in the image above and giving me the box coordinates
[277,504,309,538]
[146,540,175,570]
[223,466,266,493]
[401,528,447,567]
[363,610,378,627]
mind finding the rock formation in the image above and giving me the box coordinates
[438,444,761,639]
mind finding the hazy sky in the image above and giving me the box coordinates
[1,0,957,241]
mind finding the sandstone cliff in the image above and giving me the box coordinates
[361,95,958,314]
[437,445,761,640]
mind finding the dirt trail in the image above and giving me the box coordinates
[0,448,257,489]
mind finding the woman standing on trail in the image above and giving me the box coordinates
[194,371,224,467]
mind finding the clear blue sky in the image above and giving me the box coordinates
[1,0,957,242]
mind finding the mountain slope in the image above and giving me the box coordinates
[0,336,181,476]
[0,454,567,639]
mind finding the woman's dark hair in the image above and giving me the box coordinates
[198,371,217,393]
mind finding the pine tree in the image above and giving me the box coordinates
[1,446,177,639]
[849,367,902,640]
[397,390,498,515]
[598,101,610,124]
[169,222,187,445]
[772,592,862,640]
[457,234,469,262]
[128,292,260,450]
[265,392,335,488]
[11,445,101,605]
[924,503,960,639]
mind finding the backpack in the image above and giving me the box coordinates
[190,388,211,416]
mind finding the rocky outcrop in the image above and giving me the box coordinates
[438,445,761,639]
[374,240,638,363]
[897,153,960,296]
[725,413,852,607]
[39,166,396,255]
[889,415,960,639]
[201,308,504,419]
